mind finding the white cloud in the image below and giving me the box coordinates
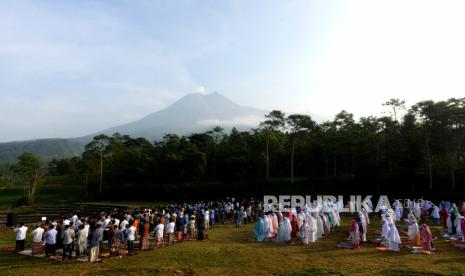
[196,115,264,127]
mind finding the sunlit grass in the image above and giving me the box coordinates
[0,217,463,275]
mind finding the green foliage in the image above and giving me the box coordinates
[34,97,465,198]
[10,152,44,204]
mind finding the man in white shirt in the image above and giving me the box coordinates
[119,219,129,241]
[31,224,45,255]
[166,219,175,245]
[14,222,28,252]
[125,224,136,255]
[154,220,165,246]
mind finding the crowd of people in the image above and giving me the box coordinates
[251,198,465,254]
[253,199,343,244]
[11,198,465,262]
[371,199,464,253]
[13,198,262,262]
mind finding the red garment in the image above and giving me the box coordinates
[420,224,432,252]
[440,208,448,228]
[461,218,465,234]
[291,215,299,238]
[349,219,360,249]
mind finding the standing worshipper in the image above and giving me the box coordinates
[14,222,28,252]
[381,216,391,247]
[154,219,165,246]
[431,205,440,224]
[197,215,206,240]
[234,209,242,228]
[126,223,136,255]
[76,224,88,256]
[290,214,299,240]
[357,212,367,242]
[44,224,57,257]
[405,216,421,246]
[282,215,292,242]
[461,217,465,242]
[166,218,175,245]
[61,224,75,261]
[420,224,433,252]
[349,219,360,249]
[139,221,150,251]
[253,216,265,242]
[300,219,311,245]
[31,224,45,256]
[455,215,464,237]
[388,221,401,252]
[307,214,317,243]
[315,212,324,240]
[175,216,184,242]
[263,214,271,240]
[89,224,103,262]
[440,205,449,229]
[109,225,119,257]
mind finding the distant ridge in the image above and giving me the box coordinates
[0,92,268,163]
[0,138,84,166]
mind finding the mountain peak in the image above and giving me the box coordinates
[87,91,266,141]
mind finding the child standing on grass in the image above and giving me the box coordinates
[189,215,196,240]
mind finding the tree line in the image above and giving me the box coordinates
[4,97,465,202]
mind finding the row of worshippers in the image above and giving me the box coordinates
[14,210,208,262]
[253,204,341,244]
[391,199,465,241]
[440,202,465,239]
[347,209,371,249]
[376,199,464,253]
[378,210,434,253]
[13,198,263,262]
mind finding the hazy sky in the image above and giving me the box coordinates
[1,0,465,142]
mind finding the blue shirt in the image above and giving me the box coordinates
[44,229,57,244]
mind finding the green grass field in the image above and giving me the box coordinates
[0,217,464,275]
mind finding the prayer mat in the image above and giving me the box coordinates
[1,246,15,253]
[18,249,32,256]
[375,246,390,251]
[100,252,110,258]
[76,256,89,262]
[452,241,465,249]
[336,242,353,249]
[118,249,128,256]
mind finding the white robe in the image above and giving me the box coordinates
[388,223,401,251]
[381,220,391,241]
[282,217,292,242]
[407,222,419,240]
[264,216,271,238]
[447,216,453,234]
[456,216,464,236]
[432,206,440,219]
[308,216,317,243]
[316,214,324,239]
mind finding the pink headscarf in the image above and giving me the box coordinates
[420,224,432,244]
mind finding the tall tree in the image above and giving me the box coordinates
[259,110,286,180]
[11,152,43,204]
[287,114,316,184]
